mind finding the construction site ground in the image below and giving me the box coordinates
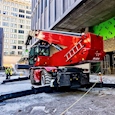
[0,74,115,115]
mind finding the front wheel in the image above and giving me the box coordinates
[41,70,52,86]
[30,69,40,85]
[30,69,35,85]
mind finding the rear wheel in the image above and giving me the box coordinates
[41,70,52,86]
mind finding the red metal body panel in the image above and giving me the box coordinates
[34,69,41,82]
[33,66,57,82]
[41,31,81,47]
[34,56,50,66]
[34,31,105,66]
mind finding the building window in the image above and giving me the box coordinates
[10,51,15,55]
[10,18,17,22]
[2,22,9,26]
[11,45,16,49]
[4,28,9,32]
[26,10,31,14]
[10,23,17,28]
[18,46,22,49]
[3,11,8,15]
[26,6,29,9]
[10,34,17,38]
[11,2,13,5]
[4,51,8,55]
[10,29,17,33]
[3,16,10,21]
[18,40,24,44]
[18,51,22,55]
[10,40,16,44]
[4,33,9,37]
[4,39,8,43]
[19,9,25,13]
[14,34,17,38]
[11,12,17,17]
[26,16,31,19]
[19,24,24,29]
[19,14,25,18]
[3,6,10,10]
[21,5,25,9]
[18,30,24,34]
[26,20,30,24]
[18,35,24,39]
[4,45,8,49]
[26,26,30,29]
[3,1,9,5]
[11,7,18,12]
[19,19,25,23]
[20,25,23,28]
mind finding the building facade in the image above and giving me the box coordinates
[0,0,31,66]
[31,0,82,30]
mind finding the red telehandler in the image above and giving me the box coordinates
[25,30,105,88]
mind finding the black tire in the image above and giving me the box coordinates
[30,69,36,85]
[41,70,52,86]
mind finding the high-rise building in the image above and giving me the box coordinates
[0,0,31,66]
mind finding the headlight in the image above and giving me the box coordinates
[37,57,40,61]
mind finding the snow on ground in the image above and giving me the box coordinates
[0,93,56,115]
[0,73,115,115]
[0,73,27,83]
[90,74,115,84]
[0,74,31,95]
[1,89,115,115]
[0,80,31,95]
